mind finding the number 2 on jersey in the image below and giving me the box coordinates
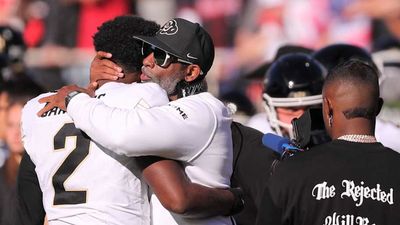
[52,123,90,205]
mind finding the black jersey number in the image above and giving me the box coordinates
[52,123,90,205]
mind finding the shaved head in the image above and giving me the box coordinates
[324,59,380,119]
[322,59,383,138]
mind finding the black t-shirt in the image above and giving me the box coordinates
[256,140,400,225]
[16,152,45,225]
[231,122,278,225]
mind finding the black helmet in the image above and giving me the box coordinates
[245,44,314,80]
[0,26,26,70]
[312,43,377,72]
[262,53,325,138]
[264,53,325,98]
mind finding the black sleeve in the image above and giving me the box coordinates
[230,121,279,225]
[16,152,45,225]
[231,122,278,200]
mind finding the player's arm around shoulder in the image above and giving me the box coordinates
[123,97,221,160]
[66,92,220,160]
[159,96,223,157]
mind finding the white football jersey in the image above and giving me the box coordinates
[246,112,274,134]
[21,82,169,225]
[66,92,234,225]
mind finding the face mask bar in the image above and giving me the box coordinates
[263,93,323,139]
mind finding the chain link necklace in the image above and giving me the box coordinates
[337,134,377,143]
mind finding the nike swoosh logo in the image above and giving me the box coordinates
[187,53,198,60]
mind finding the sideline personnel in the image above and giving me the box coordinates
[256,59,400,225]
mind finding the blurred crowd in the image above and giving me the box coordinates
[1,0,400,224]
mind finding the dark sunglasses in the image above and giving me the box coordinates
[141,42,192,68]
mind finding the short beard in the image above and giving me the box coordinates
[157,70,184,95]
[141,66,185,95]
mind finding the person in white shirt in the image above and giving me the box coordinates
[37,18,238,225]
[19,16,238,225]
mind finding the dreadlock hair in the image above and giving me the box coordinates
[93,15,160,73]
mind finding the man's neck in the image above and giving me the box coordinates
[97,80,108,88]
[332,119,376,139]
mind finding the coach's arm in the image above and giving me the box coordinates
[138,157,243,218]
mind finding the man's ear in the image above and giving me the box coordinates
[184,64,202,82]
[323,97,333,118]
[376,97,384,115]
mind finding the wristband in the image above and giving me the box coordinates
[65,90,82,108]
[227,187,245,216]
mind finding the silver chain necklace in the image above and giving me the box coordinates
[337,134,377,143]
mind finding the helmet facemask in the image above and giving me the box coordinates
[263,93,322,138]
[262,53,325,139]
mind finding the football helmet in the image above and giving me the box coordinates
[0,26,26,80]
[312,43,380,76]
[263,53,325,138]
[0,26,25,68]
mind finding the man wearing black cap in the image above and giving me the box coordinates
[39,18,238,225]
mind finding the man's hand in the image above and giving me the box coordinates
[37,85,95,116]
[90,51,124,83]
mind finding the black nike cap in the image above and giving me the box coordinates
[133,18,215,75]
